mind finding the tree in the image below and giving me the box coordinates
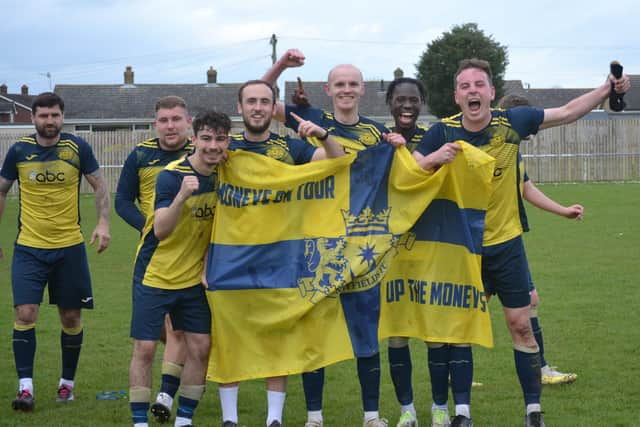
[416,23,508,118]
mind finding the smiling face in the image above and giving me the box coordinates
[389,82,423,131]
[238,82,274,137]
[325,64,365,117]
[454,67,495,131]
[192,126,230,167]
[154,106,192,150]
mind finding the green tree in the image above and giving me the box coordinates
[416,23,508,118]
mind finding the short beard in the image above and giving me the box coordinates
[35,124,61,139]
[242,117,271,135]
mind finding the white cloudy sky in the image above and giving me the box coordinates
[2,0,638,96]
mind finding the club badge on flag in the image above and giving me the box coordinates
[205,142,494,382]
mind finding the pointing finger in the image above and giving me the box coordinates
[290,112,303,123]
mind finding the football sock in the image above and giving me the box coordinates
[357,353,381,412]
[450,345,473,406]
[302,368,324,411]
[514,346,542,405]
[13,323,36,381]
[427,343,449,405]
[61,326,83,381]
[266,390,286,425]
[160,361,183,398]
[219,385,239,423]
[530,317,547,367]
[130,386,151,425]
[388,344,414,406]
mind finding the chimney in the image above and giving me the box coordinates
[21,85,28,96]
[394,68,404,79]
[0,84,7,95]
[124,66,134,85]
[207,67,218,84]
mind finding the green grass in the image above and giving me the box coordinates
[0,183,639,426]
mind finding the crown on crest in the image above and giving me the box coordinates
[341,207,391,236]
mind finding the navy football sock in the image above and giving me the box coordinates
[61,329,83,381]
[357,353,381,411]
[514,348,542,405]
[427,344,449,405]
[388,345,414,405]
[530,317,547,367]
[449,345,473,405]
[302,368,325,411]
[13,327,36,380]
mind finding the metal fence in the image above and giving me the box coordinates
[1,117,638,194]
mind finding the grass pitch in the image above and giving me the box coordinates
[0,182,638,426]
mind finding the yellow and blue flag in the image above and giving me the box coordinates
[206,142,494,383]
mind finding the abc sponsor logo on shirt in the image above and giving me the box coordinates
[29,169,65,183]
[191,203,215,219]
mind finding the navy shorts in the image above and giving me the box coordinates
[481,235,531,308]
[130,281,211,340]
[527,263,535,292]
[12,243,93,309]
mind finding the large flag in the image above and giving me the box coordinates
[205,142,494,383]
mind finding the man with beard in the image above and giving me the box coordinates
[412,58,630,427]
[116,96,194,424]
[216,79,344,427]
[0,92,111,412]
[128,110,231,427]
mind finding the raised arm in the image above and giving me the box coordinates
[0,177,15,260]
[540,73,630,130]
[85,169,111,253]
[262,48,306,123]
[154,175,199,240]
[523,180,584,219]
[290,112,345,160]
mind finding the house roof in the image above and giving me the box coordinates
[282,80,394,118]
[0,94,33,110]
[0,98,17,114]
[53,74,640,123]
[55,83,244,120]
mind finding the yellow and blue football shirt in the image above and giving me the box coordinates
[390,124,429,154]
[285,105,389,153]
[133,156,218,290]
[415,107,544,246]
[0,133,99,249]
[229,132,316,165]
[115,137,193,231]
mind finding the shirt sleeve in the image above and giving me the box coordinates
[415,122,447,156]
[507,106,545,139]
[284,104,324,132]
[115,150,145,231]
[286,136,318,164]
[78,138,100,175]
[0,145,18,181]
[154,170,181,210]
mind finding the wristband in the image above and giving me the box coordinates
[318,129,330,141]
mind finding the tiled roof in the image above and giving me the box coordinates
[55,83,244,120]
[53,75,640,123]
[0,94,34,110]
[0,99,16,114]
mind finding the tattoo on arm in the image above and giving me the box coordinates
[86,170,110,222]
